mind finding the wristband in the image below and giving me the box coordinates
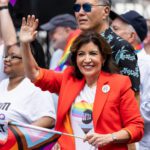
[111,133,117,143]
[0,6,8,11]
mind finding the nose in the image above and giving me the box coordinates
[79,6,84,13]
[84,55,92,63]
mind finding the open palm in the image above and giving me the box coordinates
[20,15,39,43]
[0,0,9,6]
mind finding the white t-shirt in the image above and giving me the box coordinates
[0,44,7,81]
[0,78,56,124]
[137,50,150,148]
[137,49,150,102]
[71,84,98,150]
[49,49,63,70]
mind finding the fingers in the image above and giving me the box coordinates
[33,18,39,31]
[92,137,103,148]
[32,31,38,39]
[84,133,93,142]
[20,15,39,43]
[88,134,100,145]
[30,15,35,27]
[22,17,26,26]
[22,15,39,30]
[0,0,9,6]
[84,133,111,148]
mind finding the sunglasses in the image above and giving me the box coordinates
[73,3,107,12]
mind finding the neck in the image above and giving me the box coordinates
[8,76,25,91]
[85,74,100,88]
[96,21,109,33]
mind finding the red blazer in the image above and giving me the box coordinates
[35,67,144,150]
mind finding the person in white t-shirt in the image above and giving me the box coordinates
[0,43,55,128]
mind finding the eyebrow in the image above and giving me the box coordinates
[78,49,99,52]
[7,52,20,55]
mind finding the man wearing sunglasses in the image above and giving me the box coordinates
[73,0,140,97]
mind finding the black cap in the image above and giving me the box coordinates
[110,10,148,42]
[40,14,77,32]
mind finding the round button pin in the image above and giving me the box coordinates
[102,85,110,93]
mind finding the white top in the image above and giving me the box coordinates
[137,49,150,148]
[137,49,150,102]
[0,78,56,124]
[137,48,147,59]
[70,84,97,150]
[0,44,7,81]
[49,49,63,70]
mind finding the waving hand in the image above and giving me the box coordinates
[19,15,39,43]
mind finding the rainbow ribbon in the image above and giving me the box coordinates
[134,43,144,54]
[55,29,81,71]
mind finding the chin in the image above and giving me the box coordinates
[4,68,11,74]
[79,25,90,31]
[4,70,8,74]
[82,72,94,77]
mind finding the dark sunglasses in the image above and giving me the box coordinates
[73,3,107,12]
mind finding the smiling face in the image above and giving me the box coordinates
[3,44,24,78]
[74,0,110,32]
[76,41,104,82]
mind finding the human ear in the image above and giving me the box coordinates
[104,6,110,16]
[129,32,136,44]
[102,6,110,20]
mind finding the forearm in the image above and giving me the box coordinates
[0,2,17,45]
[84,129,131,148]
[21,42,40,82]
[31,116,55,128]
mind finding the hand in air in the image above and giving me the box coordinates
[19,15,39,43]
[0,0,9,6]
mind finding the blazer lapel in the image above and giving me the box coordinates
[93,71,111,129]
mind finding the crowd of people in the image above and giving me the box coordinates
[0,0,150,150]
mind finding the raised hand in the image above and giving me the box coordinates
[0,0,9,6]
[19,15,39,43]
